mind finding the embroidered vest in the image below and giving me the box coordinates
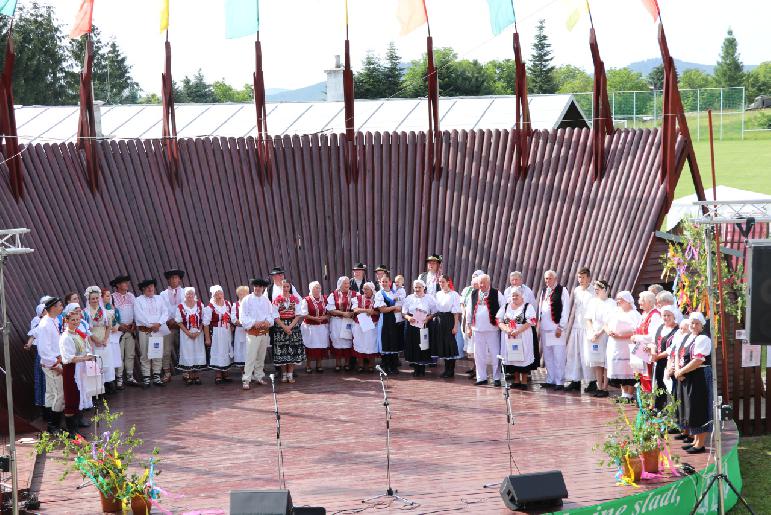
[208,301,232,327]
[540,284,565,324]
[470,288,501,326]
[304,296,328,325]
[178,301,203,330]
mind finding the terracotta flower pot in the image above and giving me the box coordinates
[99,491,121,514]
[621,455,643,483]
[131,494,152,515]
[642,448,660,474]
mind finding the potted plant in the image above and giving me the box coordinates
[34,402,160,513]
[118,456,161,515]
[596,410,643,483]
[633,387,680,473]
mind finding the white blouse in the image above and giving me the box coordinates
[434,290,463,314]
[402,294,437,316]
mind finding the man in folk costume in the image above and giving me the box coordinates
[36,297,65,433]
[418,254,442,296]
[630,290,663,392]
[159,268,185,383]
[538,270,571,391]
[373,265,389,292]
[565,267,596,392]
[134,279,169,388]
[239,278,274,389]
[110,274,137,389]
[350,262,367,293]
[265,267,299,301]
[466,274,506,387]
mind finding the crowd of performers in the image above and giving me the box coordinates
[27,255,713,451]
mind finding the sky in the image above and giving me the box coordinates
[28,0,769,95]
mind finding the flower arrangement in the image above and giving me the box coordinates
[35,401,161,507]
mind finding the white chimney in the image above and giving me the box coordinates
[93,100,104,138]
[324,54,344,102]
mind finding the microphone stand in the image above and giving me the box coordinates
[483,356,519,489]
[270,374,287,490]
[362,368,416,507]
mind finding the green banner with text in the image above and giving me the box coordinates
[555,445,742,515]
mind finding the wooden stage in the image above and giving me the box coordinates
[29,363,730,514]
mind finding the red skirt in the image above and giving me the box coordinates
[331,347,352,358]
[305,347,328,360]
[353,350,379,360]
[62,363,79,416]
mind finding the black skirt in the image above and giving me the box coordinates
[403,323,432,364]
[653,358,668,411]
[430,312,459,358]
[681,367,710,432]
[380,311,404,353]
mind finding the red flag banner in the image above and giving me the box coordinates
[69,0,95,39]
[397,0,427,35]
[640,0,660,22]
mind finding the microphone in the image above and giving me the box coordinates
[496,355,504,361]
[375,365,387,376]
[269,373,275,383]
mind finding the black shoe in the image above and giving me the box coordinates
[474,379,488,386]
[77,414,91,428]
[667,428,681,435]
[493,380,502,387]
[674,434,689,441]
[564,381,581,392]
[553,385,565,391]
[681,443,694,451]
[126,376,141,387]
[686,446,706,454]
[584,381,598,393]
[540,383,555,389]
[152,374,165,386]
[593,390,610,398]
[64,416,79,437]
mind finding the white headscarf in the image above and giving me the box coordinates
[63,303,81,316]
[660,305,678,317]
[336,276,349,290]
[472,269,485,278]
[183,286,197,298]
[84,285,101,301]
[35,304,45,317]
[308,281,322,297]
[689,311,707,325]
[413,279,427,290]
[38,295,53,305]
[616,290,636,309]
[209,285,224,304]
[362,282,376,295]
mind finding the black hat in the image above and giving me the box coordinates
[44,296,62,311]
[352,262,367,271]
[426,254,443,263]
[163,269,185,280]
[109,274,131,288]
[138,279,157,291]
[374,264,389,272]
[250,278,270,287]
[269,267,285,276]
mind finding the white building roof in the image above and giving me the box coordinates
[13,94,586,144]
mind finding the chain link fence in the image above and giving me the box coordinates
[572,87,754,140]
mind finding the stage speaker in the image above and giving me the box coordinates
[746,241,771,345]
[499,470,568,511]
[229,489,292,515]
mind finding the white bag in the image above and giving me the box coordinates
[589,342,603,361]
[147,336,164,359]
[339,321,354,340]
[505,337,525,362]
[419,328,430,350]
[357,313,376,333]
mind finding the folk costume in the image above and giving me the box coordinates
[28,304,46,408]
[431,288,463,377]
[503,283,537,307]
[239,283,274,385]
[584,296,616,368]
[496,302,539,372]
[460,282,478,356]
[375,286,404,374]
[175,295,207,373]
[352,286,380,367]
[111,275,137,387]
[58,318,98,432]
[205,288,234,373]
[159,269,186,382]
[565,284,595,386]
[538,284,571,387]
[37,307,65,430]
[85,295,117,384]
[134,280,170,387]
[272,293,306,366]
[326,281,356,361]
[652,317,679,411]
[467,287,506,383]
[231,299,247,367]
[418,254,443,296]
[300,288,331,362]
[606,300,642,388]
[632,307,663,391]
[350,263,367,294]
[402,290,437,376]
[677,325,713,435]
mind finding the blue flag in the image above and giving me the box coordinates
[486,0,515,35]
[0,0,17,17]
[225,0,260,39]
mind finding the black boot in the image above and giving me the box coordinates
[44,408,59,434]
[76,411,91,428]
[447,359,455,378]
[390,355,400,375]
[440,360,451,378]
[64,416,79,437]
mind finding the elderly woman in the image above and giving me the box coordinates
[496,286,538,388]
[58,305,97,435]
[675,312,713,454]
[630,290,663,390]
[272,279,306,383]
[376,273,404,375]
[301,281,330,373]
[606,291,642,403]
[352,282,380,373]
[175,287,206,385]
[402,280,437,377]
[231,285,250,371]
[584,280,615,397]
[432,275,463,378]
[205,285,234,384]
[650,305,680,410]
[667,318,694,439]
[327,276,356,372]
[460,270,483,379]
[503,271,537,306]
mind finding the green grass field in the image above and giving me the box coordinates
[729,434,771,514]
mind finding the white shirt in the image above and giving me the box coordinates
[112,291,136,325]
[264,282,299,301]
[159,286,184,320]
[571,285,595,326]
[59,330,86,365]
[402,294,437,317]
[239,292,275,330]
[466,289,506,332]
[538,286,571,331]
[434,290,463,314]
[36,316,61,367]
[503,284,537,307]
[134,295,168,327]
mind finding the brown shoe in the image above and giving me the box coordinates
[162,370,172,383]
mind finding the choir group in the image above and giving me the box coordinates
[26,255,713,452]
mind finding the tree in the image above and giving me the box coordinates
[679,69,714,91]
[1,3,72,104]
[606,68,648,91]
[180,70,215,103]
[212,81,253,102]
[354,51,386,99]
[554,65,593,93]
[527,19,556,94]
[401,47,494,97]
[647,64,664,90]
[138,93,161,104]
[382,42,403,98]
[70,28,141,104]
[484,59,515,95]
[714,28,744,88]
[745,62,771,102]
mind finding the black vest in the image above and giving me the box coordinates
[470,287,501,326]
[418,272,440,294]
[540,284,565,324]
[350,277,366,293]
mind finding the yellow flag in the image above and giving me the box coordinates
[160,0,169,32]
[564,0,589,31]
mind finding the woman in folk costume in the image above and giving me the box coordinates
[650,305,680,410]
[231,286,250,371]
[668,318,694,439]
[629,291,663,392]
[431,275,463,378]
[460,271,483,379]
[83,287,112,400]
[674,312,713,455]
[175,287,206,385]
[58,305,96,434]
[301,281,330,373]
[496,286,539,389]
[204,285,234,384]
[327,276,356,372]
[605,291,642,403]
[272,279,306,383]
[99,289,123,392]
[402,279,437,377]
[376,274,404,375]
[584,280,615,398]
[352,282,380,373]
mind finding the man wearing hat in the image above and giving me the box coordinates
[111,274,137,388]
[265,267,299,301]
[373,265,389,292]
[418,254,442,296]
[350,263,367,293]
[159,269,185,383]
[239,278,275,389]
[36,297,65,433]
[134,279,169,387]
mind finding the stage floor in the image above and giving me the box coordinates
[31,364,726,514]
